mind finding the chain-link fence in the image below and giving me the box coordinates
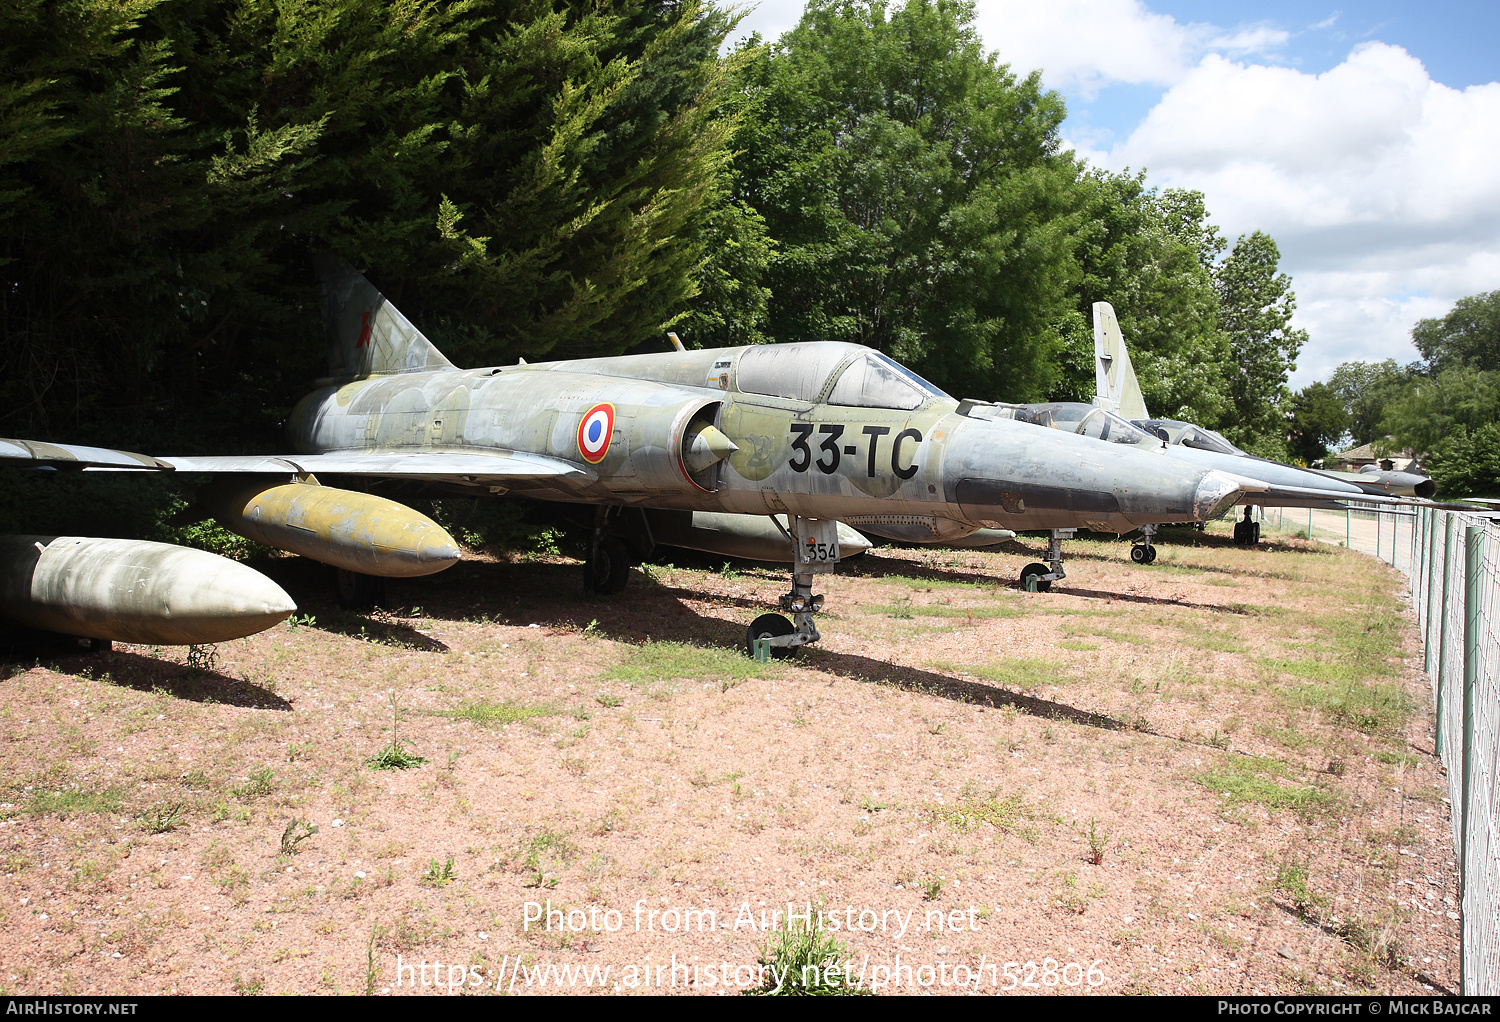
[1405,507,1500,995]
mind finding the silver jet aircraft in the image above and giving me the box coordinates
[3,263,1254,656]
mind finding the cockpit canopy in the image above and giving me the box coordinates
[1011,403,1154,445]
[1136,419,1245,456]
[735,344,948,410]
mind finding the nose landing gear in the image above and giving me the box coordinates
[1130,523,1159,564]
[744,516,837,659]
[1019,529,1074,592]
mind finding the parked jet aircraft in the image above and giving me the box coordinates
[1,264,1256,656]
[1080,301,1445,557]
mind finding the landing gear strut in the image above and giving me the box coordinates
[336,568,387,610]
[1232,507,1261,546]
[585,507,632,594]
[1020,529,1074,592]
[1130,523,1159,564]
[744,516,837,658]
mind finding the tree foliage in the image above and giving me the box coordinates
[0,0,754,446]
[1058,173,1229,423]
[1213,230,1307,458]
[1327,359,1410,446]
[0,0,1314,477]
[1286,381,1349,465]
[726,0,1079,400]
[1412,289,1500,374]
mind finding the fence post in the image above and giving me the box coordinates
[1346,507,1351,548]
[1427,512,1443,678]
[1460,523,1482,994]
[1377,510,1383,562]
[1416,508,1427,613]
[1437,515,1456,757]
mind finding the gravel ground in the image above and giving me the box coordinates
[0,523,1460,995]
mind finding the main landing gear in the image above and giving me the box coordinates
[1232,506,1261,546]
[336,568,387,610]
[1130,523,1159,564]
[743,516,838,659]
[1019,529,1074,592]
[583,506,641,595]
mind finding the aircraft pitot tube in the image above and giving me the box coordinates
[0,536,297,645]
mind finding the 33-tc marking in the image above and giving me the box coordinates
[788,424,921,479]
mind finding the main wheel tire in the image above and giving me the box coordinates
[1020,561,1052,593]
[1130,545,1149,564]
[1232,521,1245,544]
[1145,545,1158,564]
[586,537,632,595]
[1251,523,1261,545]
[746,613,797,659]
[336,568,387,610]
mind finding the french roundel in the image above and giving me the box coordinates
[577,403,615,464]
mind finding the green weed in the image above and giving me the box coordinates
[747,922,867,995]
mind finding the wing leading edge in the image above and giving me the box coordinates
[0,439,594,486]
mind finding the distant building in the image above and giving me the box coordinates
[1326,438,1419,474]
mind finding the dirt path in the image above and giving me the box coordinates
[0,523,1459,995]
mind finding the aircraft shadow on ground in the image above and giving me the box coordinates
[4,647,292,710]
[1045,585,1262,615]
[311,611,450,653]
[259,557,1276,750]
[411,564,1143,736]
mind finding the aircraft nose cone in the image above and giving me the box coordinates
[1193,471,1243,521]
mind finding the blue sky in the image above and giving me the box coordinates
[728,1,1500,387]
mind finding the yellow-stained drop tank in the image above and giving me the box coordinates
[200,479,460,578]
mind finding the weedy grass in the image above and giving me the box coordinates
[870,602,1024,621]
[747,921,868,995]
[139,802,186,834]
[606,641,780,685]
[923,789,1045,842]
[927,657,1071,691]
[27,786,124,818]
[1260,657,1412,734]
[443,700,559,727]
[1197,757,1334,816]
[518,830,575,889]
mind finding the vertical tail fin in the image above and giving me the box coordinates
[315,256,456,379]
[1091,301,1150,420]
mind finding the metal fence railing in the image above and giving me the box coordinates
[1253,502,1497,992]
[1406,507,1500,995]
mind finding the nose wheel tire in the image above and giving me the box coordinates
[1019,562,1052,592]
[1131,544,1158,564]
[746,613,798,659]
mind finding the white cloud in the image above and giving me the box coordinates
[1103,42,1500,382]
[972,0,1200,96]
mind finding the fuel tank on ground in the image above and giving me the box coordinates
[941,417,1243,532]
[199,479,460,577]
[0,536,296,645]
[645,511,871,562]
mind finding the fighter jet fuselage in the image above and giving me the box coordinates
[286,343,1243,538]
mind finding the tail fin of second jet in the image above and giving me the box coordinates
[1091,301,1149,421]
[314,256,456,380]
